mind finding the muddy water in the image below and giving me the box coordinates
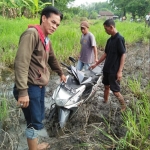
[0,68,126,150]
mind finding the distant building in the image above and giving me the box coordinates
[98,11,118,19]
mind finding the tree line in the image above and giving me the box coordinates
[0,0,149,19]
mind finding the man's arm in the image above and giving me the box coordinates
[14,31,37,108]
[92,46,98,62]
[90,52,107,69]
[96,52,107,65]
[117,53,126,81]
[48,45,66,82]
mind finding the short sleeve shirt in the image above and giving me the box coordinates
[103,32,126,74]
[146,15,150,21]
[79,32,96,64]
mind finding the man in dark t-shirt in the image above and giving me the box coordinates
[90,19,126,112]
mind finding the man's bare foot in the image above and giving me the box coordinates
[121,104,126,112]
[37,142,50,150]
[103,99,108,103]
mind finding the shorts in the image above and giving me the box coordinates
[102,72,120,92]
[25,127,38,139]
[13,84,45,130]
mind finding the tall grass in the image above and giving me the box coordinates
[0,17,39,66]
[0,97,8,122]
[120,93,150,150]
[0,17,148,66]
[85,76,150,150]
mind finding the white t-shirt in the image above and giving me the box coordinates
[146,15,149,21]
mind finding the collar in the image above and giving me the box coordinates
[28,25,50,51]
[111,32,119,39]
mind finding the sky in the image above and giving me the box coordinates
[71,0,107,7]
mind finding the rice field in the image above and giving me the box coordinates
[0,16,149,66]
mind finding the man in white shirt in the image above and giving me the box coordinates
[145,13,150,27]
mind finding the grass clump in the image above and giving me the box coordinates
[0,97,8,122]
[118,77,150,149]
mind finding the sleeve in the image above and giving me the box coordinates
[48,44,63,76]
[117,37,126,55]
[105,39,110,54]
[14,30,38,97]
[90,33,96,47]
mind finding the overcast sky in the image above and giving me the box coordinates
[71,0,107,7]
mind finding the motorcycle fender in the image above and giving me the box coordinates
[58,107,70,128]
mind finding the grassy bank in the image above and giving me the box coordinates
[0,17,149,66]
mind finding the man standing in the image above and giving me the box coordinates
[90,19,126,112]
[76,21,98,71]
[13,6,66,150]
[145,13,150,27]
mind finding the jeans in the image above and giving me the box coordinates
[76,59,90,71]
[25,127,38,139]
[13,84,45,130]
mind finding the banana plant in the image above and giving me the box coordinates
[0,0,52,18]
[0,0,11,17]
[21,0,51,18]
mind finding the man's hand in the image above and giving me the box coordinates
[60,74,67,83]
[117,71,122,81]
[95,58,98,63]
[90,64,97,70]
[17,95,29,108]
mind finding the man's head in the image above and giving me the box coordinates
[80,21,89,35]
[103,19,117,36]
[40,6,63,36]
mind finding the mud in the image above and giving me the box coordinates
[0,43,149,150]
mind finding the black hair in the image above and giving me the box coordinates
[40,6,63,24]
[103,19,115,27]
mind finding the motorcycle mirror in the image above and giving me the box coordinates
[61,62,71,70]
[69,57,76,64]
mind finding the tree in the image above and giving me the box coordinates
[72,2,111,19]
[126,0,150,19]
[109,0,150,19]
[0,0,51,18]
[109,0,130,17]
[40,0,75,12]
[21,0,51,18]
[55,0,75,11]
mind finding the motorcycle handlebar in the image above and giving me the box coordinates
[69,57,76,63]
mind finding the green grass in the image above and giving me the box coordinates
[74,74,150,150]
[91,76,150,150]
[120,93,150,150]
[0,17,149,66]
[0,97,8,121]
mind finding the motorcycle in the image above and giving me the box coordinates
[47,57,103,136]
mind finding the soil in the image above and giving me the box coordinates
[0,43,149,150]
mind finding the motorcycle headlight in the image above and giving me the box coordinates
[55,99,66,106]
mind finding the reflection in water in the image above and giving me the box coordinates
[0,68,14,99]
